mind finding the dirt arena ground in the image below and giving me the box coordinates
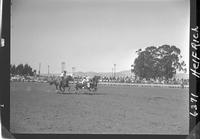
[10,82,189,134]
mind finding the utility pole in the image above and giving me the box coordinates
[72,67,75,76]
[61,62,66,73]
[114,64,116,78]
[112,68,114,77]
[48,65,50,76]
[38,63,41,76]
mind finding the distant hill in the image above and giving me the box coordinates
[73,70,134,77]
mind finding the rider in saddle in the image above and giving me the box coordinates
[81,76,90,88]
[60,70,67,85]
[86,76,91,88]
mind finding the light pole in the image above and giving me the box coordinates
[38,63,41,76]
[112,68,114,77]
[48,65,50,76]
[72,67,75,76]
[114,64,116,78]
[61,62,66,73]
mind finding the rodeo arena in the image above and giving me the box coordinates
[10,64,189,134]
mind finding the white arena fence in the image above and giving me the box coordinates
[10,77,189,88]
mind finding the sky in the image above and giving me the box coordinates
[11,0,190,74]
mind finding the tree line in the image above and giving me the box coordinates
[132,45,187,81]
[10,64,36,76]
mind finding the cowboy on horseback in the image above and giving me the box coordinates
[86,76,91,88]
[81,76,90,88]
[60,70,67,86]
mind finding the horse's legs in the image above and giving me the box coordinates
[76,86,82,94]
[59,85,61,92]
[68,86,70,93]
[59,85,63,93]
[75,85,77,93]
[62,86,65,93]
[55,84,60,94]
[76,84,81,94]
[94,84,97,91]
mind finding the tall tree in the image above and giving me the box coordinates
[132,45,186,80]
[10,64,16,75]
[16,64,24,75]
[11,64,35,76]
[157,45,186,80]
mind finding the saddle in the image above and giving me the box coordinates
[60,77,69,87]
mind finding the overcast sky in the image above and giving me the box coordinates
[11,0,189,74]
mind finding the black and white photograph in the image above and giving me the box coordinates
[9,0,190,135]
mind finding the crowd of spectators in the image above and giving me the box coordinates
[100,76,189,85]
[10,75,49,83]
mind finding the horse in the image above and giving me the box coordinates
[75,76,100,93]
[49,76,73,93]
[89,75,99,91]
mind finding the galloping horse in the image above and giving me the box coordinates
[89,76,99,91]
[75,76,100,93]
[49,76,73,93]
